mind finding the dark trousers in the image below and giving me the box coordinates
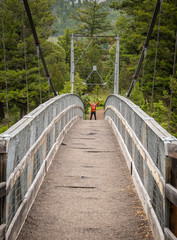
[90,111,96,120]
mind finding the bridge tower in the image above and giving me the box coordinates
[70,35,120,94]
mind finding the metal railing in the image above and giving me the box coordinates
[105,95,177,240]
[0,94,84,240]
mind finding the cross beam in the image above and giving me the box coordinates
[70,35,119,94]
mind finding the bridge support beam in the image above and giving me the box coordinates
[70,34,75,94]
[0,140,7,240]
[165,155,177,238]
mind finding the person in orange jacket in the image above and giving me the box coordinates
[86,99,100,120]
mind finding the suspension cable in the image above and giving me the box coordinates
[1,0,9,128]
[22,4,29,112]
[23,0,57,96]
[168,31,177,132]
[150,0,163,115]
[127,0,163,98]
[133,82,135,102]
[47,77,51,99]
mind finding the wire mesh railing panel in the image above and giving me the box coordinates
[35,112,45,141]
[134,112,143,141]
[33,144,44,181]
[6,126,31,179]
[126,104,133,128]
[46,129,53,157]
[158,138,166,178]
[121,124,125,142]
[0,94,84,233]
[55,121,60,141]
[134,147,144,184]
[146,163,164,227]
[6,163,28,228]
[147,127,159,166]
[104,94,177,236]
[127,131,133,158]
[56,100,61,116]
[47,104,54,125]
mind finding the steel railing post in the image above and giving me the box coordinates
[70,34,75,94]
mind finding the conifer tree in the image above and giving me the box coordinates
[110,0,177,136]
[71,0,112,36]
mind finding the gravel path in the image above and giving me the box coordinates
[18,119,154,240]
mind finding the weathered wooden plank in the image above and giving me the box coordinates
[0,152,6,226]
[166,184,177,207]
[167,143,177,159]
[164,228,177,240]
[170,158,177,236]
[0,183,6,198]
[0,141,6,154]
[0,224,6,240]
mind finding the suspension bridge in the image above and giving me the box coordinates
[0,0,177,240]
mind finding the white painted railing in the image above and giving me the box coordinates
[105,94,177,240]
[0,94,84,240]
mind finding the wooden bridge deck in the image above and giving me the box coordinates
[18,118,154,240]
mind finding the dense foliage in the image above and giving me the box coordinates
[70,0,112,36]
[0,0,70,131]
[110,0,177,136]
[52,0,119,35]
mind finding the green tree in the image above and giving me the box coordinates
[110,0,177,136]
[52,0,79,35]
[58,28,71,66]
[60,72,87,96]
[70,0,112,36]
[0,0,70,130]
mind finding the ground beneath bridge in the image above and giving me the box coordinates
[18,119,153,240]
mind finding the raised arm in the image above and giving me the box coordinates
[95,99,100,106]
[87,100,92,106]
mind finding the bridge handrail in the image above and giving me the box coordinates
[105,94,177,240]
[0,94,84,240]
[6,105,83,195]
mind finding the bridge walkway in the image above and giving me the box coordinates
[18,117,154,240]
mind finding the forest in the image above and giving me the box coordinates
[0,0,177,137]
